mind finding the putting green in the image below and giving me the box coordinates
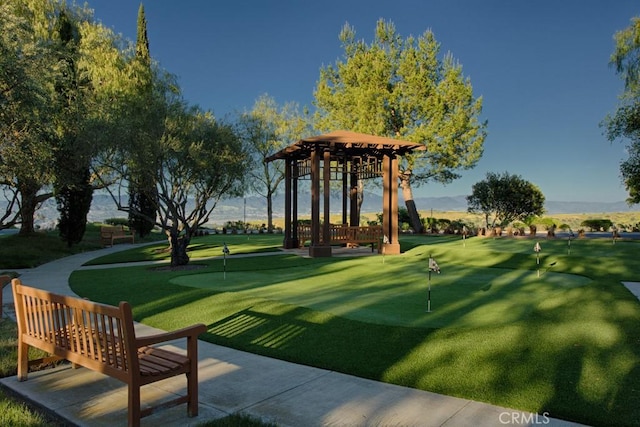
[171,255,591,329]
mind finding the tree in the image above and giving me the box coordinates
[467,172,545,229]
[314,19,486,232]
[156,105,249,266]
[96,80,250,266]
[0,0,56,234]
[580,219,613,232]
[52,9,95,246]
[604,17,640,203]
[1,0,117,238]
[128,3,158,238]
[237,94,310,232]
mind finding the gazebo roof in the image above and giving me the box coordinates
[265,130,424,162]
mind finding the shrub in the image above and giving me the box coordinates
[580,219,613,231]
[104,217,129,226]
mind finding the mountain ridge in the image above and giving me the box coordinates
[7,193,640,229]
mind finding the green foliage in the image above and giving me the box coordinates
[580,218,613,231]
[0,0,57,232]
[135,4,150,66]
[104,217,129,226]
[315,18,487,157]
[128,185,156,237]
[398,206,412,224]
[422,216,438,232]
[536,217,556,230]
[55,166,93,246]
[604,17,640,203]
[0,228,102,268]
[237,94,311,231]
[1,0,141,237]
[467,171,545,228]
[127,3,157,238]
[50,8,100,246]
[314,19,486,232]
[376,207,420,231]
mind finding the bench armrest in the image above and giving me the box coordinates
[135,324,207,348]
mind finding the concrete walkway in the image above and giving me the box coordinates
[1,244,586,427]
[622,281,640,301]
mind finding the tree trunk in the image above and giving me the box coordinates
[355,180,364,227]
[18,180,40,235]
[399,173,424,234]
[267,192,274,232]
[169,231,190,267]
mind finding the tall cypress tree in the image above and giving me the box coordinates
[128,3,157,237]
[135,4,150,65]
[54,10,93,247]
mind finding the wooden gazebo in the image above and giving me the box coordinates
[266,131,424,257]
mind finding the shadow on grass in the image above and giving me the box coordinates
[204,305,433,379]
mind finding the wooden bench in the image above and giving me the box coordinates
[101,225,135,247]
[11,279,207,427]
[297,224,383,252]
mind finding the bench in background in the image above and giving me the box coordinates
[100,225,135,247]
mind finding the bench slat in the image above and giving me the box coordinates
[139,347,188,376]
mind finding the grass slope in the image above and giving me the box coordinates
[70,234,640,426]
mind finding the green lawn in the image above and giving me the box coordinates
[70,234,640,427]
[83,233,284,265]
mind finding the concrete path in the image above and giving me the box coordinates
[1,244,586,427]
[622,281,640,301]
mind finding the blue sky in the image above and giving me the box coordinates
[88,0,640,203]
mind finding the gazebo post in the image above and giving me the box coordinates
[323,149,331,247]
[341,157,348,225]
[309,147,332,257]
[283,158,294,249]
[292,162,299,248]
[382,153,400,254]
[310,148,320,247]
[350,158,359,227]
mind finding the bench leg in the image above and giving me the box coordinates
[187,370,198,417]
[187,339,199,417]
[17,341,29,381]
[128,384,141,427]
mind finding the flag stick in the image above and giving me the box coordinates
[427,268,431,312]
[427,255,439,312]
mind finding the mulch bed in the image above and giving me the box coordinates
[150,264,207,272]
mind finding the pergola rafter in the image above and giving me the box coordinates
[266,130,424,257]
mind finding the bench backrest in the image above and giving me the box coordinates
[101,225,127,235]
[12,279,137,383]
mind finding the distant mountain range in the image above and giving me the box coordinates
[7,193,640,229]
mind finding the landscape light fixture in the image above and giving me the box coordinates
[427,255,440,312]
